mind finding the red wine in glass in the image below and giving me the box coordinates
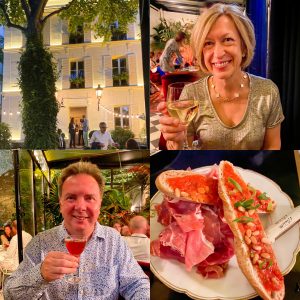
[64,235,87,284]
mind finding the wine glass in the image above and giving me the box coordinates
[166,82,199,150]
[64,234,87,284]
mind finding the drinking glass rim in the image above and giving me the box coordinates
[65,235,87,241]
[168,82,190,89]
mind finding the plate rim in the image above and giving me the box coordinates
[150,165,300,300]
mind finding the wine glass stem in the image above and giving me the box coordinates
[183,128,189,150]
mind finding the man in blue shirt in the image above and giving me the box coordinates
[4,162,150,300]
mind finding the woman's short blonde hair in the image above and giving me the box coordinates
[58,161,105,197]
[191,3,255,73]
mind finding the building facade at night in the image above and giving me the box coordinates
[1,11,145,144]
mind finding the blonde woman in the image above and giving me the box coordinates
[158,3,284,150]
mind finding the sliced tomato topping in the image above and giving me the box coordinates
[222,162,284,293]
[166,174,219,204]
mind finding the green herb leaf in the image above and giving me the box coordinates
[228,177,242,193]
[234,199,260,211]
[268,259,273,268]
[233,216,254,223]
[267,201,273,211]
[250,204,261,210]
[248,185,256,197]
[258,192,269,200]
[259,260,267,269]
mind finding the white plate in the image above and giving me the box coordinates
[150,166,300,300]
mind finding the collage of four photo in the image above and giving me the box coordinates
[0,1,300,299]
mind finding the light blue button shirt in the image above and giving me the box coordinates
[4,222,150,300]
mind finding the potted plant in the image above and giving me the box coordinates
[0,122,12,149]
[111,127,134,149]
[69,76,85,88]
[112,71,129,85]
[151,18,194,51]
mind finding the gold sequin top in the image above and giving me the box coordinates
[184,74,284,150]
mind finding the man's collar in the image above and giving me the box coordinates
[58,221,105,243]
[131,233,148,238]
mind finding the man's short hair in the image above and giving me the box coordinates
[58,161,105,197]
[99,122,107,128]
[129,216,148,231]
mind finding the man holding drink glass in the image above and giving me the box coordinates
[4,162,150,300]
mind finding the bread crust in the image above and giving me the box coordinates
[155,170,217,204]
[218,161,284,300]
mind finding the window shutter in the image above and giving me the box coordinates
[61,58,70,89]
[61,20,69,45]
[127,53,137,86]
[84,57,93,88]
[50,16,62,45]
[84,29,92,43]
[103,55,112,87]
[127,23,135,40]
[43,19,50,46]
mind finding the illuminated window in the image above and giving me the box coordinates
[114,106,130,128]
[112,58,128,87]
[70,61,85,89]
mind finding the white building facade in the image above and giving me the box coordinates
[1,13,145,144]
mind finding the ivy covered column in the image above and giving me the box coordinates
[19,36,59,148]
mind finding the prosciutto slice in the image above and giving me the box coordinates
[152,170,234,278]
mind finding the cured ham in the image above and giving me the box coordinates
[152,163,281,285]
[152,193,234,277]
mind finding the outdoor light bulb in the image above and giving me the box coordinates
[3,111,6,115]
[17,111,20,115]
[96,84,103,98]
[9,112,12,116]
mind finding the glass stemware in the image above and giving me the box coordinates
[64,235,87,284]
[166,82,199,150]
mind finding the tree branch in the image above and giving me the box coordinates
[41,0,77,25]
[0,2,26,32]
[20,0,30,19]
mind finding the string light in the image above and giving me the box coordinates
[99,104,145,120]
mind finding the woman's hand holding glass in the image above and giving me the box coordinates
[158,82,199,149]
[158,102,187,149]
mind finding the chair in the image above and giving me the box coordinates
[137,261,151,279]
[0,266,13,290]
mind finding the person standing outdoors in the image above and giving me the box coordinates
[82,115,89,148]
[68,117,76,148]
[78,119,84,146]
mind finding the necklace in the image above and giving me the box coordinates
[211,72,247,102]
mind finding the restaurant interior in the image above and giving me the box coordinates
[149,0,300,150]
[0,149,150,295]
